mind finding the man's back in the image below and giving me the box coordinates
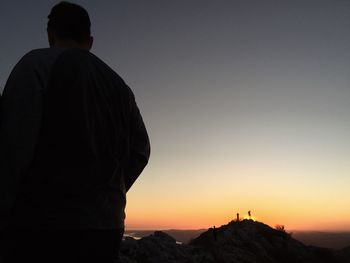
[0,49,150,233]
[5,48,150,230]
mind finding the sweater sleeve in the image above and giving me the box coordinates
[124,92,151,192]
[0,54,44,230]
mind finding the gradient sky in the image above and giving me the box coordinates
[1,0,350,231]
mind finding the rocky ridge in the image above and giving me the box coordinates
[119,219,349,263]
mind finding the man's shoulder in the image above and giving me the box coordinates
[21,48,65,62]
[13,48,66,75]
[4,48,65,87]
[25,47,63,55]
[52,49,112,73]
[54,49,131,91]
[56,49,116,74]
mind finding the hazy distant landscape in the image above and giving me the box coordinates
[292,231,350,250]
[125,228,350,249]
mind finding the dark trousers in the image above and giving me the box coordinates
[1,228,124,263]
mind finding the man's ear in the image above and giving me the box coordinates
[47,30,55,47]
[88,36,94,50]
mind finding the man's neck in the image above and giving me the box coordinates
[51,39,90,51]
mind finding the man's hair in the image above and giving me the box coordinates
[47,1,91,43]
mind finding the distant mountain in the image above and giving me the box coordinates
[120,219,350,263]
[125,228,350,248]
[292,231,350,250]
[124,229,206,244]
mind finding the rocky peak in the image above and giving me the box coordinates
[119,219,347,263]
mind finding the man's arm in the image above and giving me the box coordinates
[0,54,43,230]
[124,93,150,192]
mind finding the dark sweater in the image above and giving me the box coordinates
[0,48,150,230]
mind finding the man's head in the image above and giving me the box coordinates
[47,1,93,50]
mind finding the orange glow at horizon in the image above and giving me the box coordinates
[123,91,350,232]
[125,191,350,231]
[124,160,350,231]
[125,208,350,231]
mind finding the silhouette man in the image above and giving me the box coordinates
[213,226,217,241]
[236,213,240,222]
[0,2,150,263]
[248,210,251,219]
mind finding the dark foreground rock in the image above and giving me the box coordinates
[119,220,349,263]
[336,246,350,263]
[120,231,191,263]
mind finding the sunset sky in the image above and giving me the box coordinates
[1,0,350,231]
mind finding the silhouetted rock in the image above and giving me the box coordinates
[189,219,338,263]
[120,231,191,263]
[337,246,350,263]
[119,220,350,263]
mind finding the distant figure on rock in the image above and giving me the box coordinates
[213,226,217,241]
[248,210,251,219]
[0,2,150,263]
[236,213,240,222]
